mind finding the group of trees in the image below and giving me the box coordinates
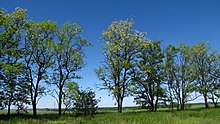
[0,8,96,117]
[96,20,220,112]
[1,8,220,116]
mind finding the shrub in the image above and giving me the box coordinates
[73,88,100,116]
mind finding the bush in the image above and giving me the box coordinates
[73,88,100,116]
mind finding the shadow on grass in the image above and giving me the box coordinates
[0,107,218,121]
[0,113,71,121]
[96,110,148,115]
[97,106,219,115]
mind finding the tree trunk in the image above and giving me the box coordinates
[177,104,179,111]
[32,101,37,116]
[149,99,154,111]
[169,92,174,111]
[8,92,13,117]
[117,95,123,113]
[211,94,218,108]
[154,87,159,111]
[58,91,62,116]
[171,101,174,111]
[181,81,185,110]
[149,78,154,111]
[214,102,218,108]
[154,96,159,111]
[180,102,185,110]
[177,87,181,111]
[212,99,218,108]
[180,96,185,110]
[177,96,182,110]
[203,92,209,108]
[7,102,11,117]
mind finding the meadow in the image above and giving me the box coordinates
[0,104,220,124]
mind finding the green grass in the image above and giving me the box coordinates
[0,106,220,124]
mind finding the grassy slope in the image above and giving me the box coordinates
[0,106,220,124]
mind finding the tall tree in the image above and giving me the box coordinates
[52,22,90,116]
[95,20,145,113]
[191,42,216,108]
[208,54,220,107]
[23,21,56,116]
[0,8,7,111]
[0,8,30,116]
[133,41,165,111]
[163,45,179,110]
[174,43,197,110]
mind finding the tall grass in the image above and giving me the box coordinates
[0,106,220,124]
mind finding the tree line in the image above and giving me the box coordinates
[96,20,220,112]
[0,8,93,117]
[0,8,220,117]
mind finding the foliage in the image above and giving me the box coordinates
[166,43,198,110]
[63,82,79,113]
[163,44,180,110]
[23,20,57,116]
[191,42,219,108]
[63,83,99,116]
[73,88,100,116]
[1,7,220,118]
[0,7,30,115]
[133,40,165,111]
[52,21,90,115]
[95,19,145,113]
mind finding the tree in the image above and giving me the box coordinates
[0,8,30,116]
[133,41,165,111]
[95,19,145,113]
[173,43,198,110]
[23,21,56,116]
[208,54,220,107]
[164,45,179,110]
[52,22,90,116]
[191,42,217,108]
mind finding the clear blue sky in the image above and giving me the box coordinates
[1,0,220,108]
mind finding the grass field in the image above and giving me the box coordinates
[0,105,220,124]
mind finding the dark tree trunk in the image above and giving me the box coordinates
[8,92,13,117]
[180,102,185,110]
[32,103,37,116]
[32,97,37,117]
[203,93,209,108]
[180,81,185,110]
[176,99,180,111]
[168,86,174,111]
[213,102,218,108]
[154,96,159,111]
[180,96,185,110]
[177,90,182,110]
[177,104,179,111]
[212,99,218,108]
[154,86,159,111]
[58,91,62,116]
[148,78,154,111]
[171,101,174,111]
[117,95,123,113]
[210,94,218,108]
[149,99,154,111]
[7,102,11,117]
